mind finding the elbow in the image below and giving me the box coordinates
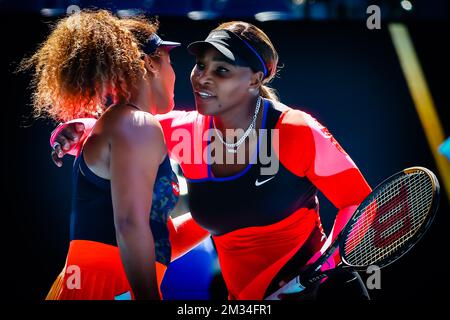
[114,215,146,237]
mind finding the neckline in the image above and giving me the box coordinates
[206,98,269,182]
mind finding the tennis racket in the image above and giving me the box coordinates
[265,166,440,300]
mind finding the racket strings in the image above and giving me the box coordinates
[345,174,432,265]
[343,172,433,267]
[345,175,430,265]
[375,180,430,240]
[370,175,430,246]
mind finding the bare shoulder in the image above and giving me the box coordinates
[100,105,165,150]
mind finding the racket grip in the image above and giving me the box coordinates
[305,272,328,285]
[265,276,306,300]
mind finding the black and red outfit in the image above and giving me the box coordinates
[157,99,371,299]
[51,99,371,300]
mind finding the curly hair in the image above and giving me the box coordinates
[20,10,159,122]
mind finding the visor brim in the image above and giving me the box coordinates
[160,40,181,51]
[187,41,236,63]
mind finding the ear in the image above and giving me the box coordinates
[248,71,264,92]
[143,55,158,76]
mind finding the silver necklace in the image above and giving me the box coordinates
[213,96,262,154]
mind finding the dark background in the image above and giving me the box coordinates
[1,0,449,302]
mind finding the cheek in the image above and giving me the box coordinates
[218,80,247,101]
[168,67,175,88]
[190,68,197,84]
[161,65,174,90]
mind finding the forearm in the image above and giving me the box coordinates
[328,205,359,245]
[316,204,358,264]
[169,213,210,261]
[116,223,160,300]
[306,205,359,268]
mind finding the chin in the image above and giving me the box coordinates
[195,105,208,115]
[195,99,217,116]
[158,99,175,114]
[166,100,175,112]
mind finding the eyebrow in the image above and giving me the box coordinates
[212,56,234,64]
[197,54,235,65]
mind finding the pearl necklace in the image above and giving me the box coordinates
[213,96,262,153]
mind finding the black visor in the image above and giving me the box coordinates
[187,30,268,77]
[143,34,181,55]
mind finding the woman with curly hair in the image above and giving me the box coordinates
[21,10,188,300]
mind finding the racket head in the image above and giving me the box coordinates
[339,166,440,270]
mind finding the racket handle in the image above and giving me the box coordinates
[265,269,338,300]
[304,272,328,285]
[265,276,306,300]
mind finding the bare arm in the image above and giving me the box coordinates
[110,111,165,300]
[49,111,193,166]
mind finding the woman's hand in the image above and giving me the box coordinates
[50,121,90,166]
[51,122,85,166]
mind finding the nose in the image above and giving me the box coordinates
[195,68,212,87]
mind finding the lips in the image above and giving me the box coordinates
[194,89,217,99]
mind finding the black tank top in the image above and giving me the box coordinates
[70,153,179,266]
